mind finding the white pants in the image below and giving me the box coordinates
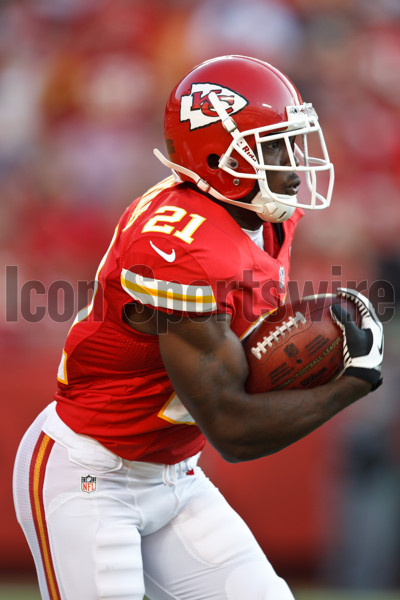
[13,403,295,600]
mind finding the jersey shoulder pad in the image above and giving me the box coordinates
[119,185,243,314]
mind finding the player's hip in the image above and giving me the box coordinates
[13,402,204,534]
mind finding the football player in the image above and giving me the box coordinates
[13,55,383,599]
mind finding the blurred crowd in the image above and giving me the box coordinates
[1,0,399,589]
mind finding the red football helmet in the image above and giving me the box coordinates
[154,55,334,223]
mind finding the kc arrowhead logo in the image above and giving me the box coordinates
[180,83,248,130]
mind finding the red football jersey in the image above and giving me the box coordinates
[55,177,303,463]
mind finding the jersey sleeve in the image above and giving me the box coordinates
[120,233,240,315]
[117,181,244,316]
[118,200,243,316]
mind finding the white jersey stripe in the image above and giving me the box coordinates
[121,269,217,313]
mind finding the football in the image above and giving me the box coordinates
[243,293,359,393]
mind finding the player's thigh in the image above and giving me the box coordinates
[46,443,147,600]
[14,422,145,600]
[142,474,295,600]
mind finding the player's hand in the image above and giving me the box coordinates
[330,288,384,391]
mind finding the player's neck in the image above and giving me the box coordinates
[224,204,264,230]
[189,182,264,231]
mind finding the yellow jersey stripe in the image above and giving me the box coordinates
[121,270,217,312]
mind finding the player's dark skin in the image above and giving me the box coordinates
[124,139,371,463]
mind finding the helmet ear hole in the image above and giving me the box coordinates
[207,154,220,170]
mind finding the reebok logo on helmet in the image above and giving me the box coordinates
[180,83,248,130]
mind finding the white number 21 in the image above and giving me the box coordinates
[142,205,206,245]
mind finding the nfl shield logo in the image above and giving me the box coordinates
[81,474,97,493]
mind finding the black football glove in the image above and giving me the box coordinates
[330,288,384,390]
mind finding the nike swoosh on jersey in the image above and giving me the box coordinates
[149,240,176,262]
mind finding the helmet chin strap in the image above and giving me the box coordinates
[251,190,296,223]
[153,148,294,223]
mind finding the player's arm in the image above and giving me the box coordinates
[154,310,373,462]
[125,290,381,462]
